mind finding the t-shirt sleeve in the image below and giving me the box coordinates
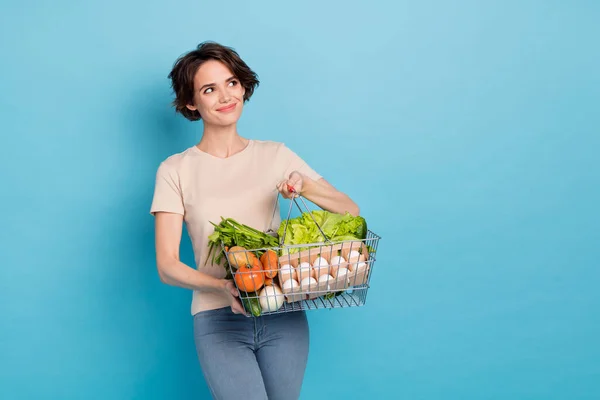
[150,161,185,216]
[279,143,322,182]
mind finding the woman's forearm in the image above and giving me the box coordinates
[157,257,225,292]
[301,177,360,216]
[154,212,228,293]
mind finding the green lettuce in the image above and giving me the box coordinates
[277,210,367,254]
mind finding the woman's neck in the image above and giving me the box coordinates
[196,123,249,159]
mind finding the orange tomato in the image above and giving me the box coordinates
[234,258,265,292]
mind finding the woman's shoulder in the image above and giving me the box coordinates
[250,140,311,168]
[252,138,283,148]
[251,139,293,154]
[155,146,197,172]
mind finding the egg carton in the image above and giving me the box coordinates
[277,239,373,302]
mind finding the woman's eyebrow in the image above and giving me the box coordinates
[199,76,236,91]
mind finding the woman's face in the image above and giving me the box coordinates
[186,60,245,126]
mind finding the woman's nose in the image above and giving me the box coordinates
[219,87,232,102]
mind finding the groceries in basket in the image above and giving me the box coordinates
[205,206,379,317]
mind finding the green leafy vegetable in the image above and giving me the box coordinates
[277,211,368,254]
[206,217,279,266]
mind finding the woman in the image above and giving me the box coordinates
[150,41,360,400]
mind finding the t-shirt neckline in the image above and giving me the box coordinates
[191,139,254,161]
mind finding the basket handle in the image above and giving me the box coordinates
[279,184,331,246]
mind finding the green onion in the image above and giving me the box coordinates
[206,217,279,266]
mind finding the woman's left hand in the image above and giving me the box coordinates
[277,171,304,199]
[277,170,360,216]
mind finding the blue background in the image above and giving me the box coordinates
[1,1,599,399]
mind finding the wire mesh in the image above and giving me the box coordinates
[222,230,381,317]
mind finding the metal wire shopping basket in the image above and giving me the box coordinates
[221,188,381,317]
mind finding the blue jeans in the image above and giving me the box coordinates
[193,307,310,400]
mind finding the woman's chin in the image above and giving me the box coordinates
[204,118,239,129]
[208,112,243,127]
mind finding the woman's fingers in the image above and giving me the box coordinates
[286,172,303,196]
[277,180,292,199]
[231,298,245,314]
[224,281,245,314]
[225,280,239,297]
[277,173,305,199]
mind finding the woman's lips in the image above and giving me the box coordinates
[216,103,237,112]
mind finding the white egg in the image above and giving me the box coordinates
[279,264,297,282]
[296,262,314,281]
[318,274,334,290]
[282,278,299,293]
[347,250,365,271]
[312,257,330,277]
[334,266,349,279]
[313,257,329,267]
[329,256,346,266]
[331,267,349,289]
[328,256,346,277]
[300,276,318,292]
[347,262,368,285]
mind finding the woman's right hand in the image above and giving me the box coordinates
[222,279,246,315]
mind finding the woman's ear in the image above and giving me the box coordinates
[186,104,198,111]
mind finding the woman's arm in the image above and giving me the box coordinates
[278,171,360,216]
[154,212,244,313]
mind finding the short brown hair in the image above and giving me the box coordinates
[168,41,260,121]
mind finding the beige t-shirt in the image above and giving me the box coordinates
[150,139,322,315]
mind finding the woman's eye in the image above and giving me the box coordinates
[229,80,238,86]
[204,87,213,94]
